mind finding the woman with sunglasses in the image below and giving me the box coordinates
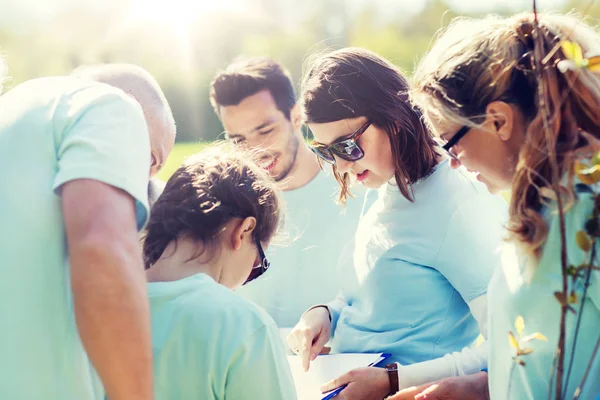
[286,48,507,399]
[143,145,296,400]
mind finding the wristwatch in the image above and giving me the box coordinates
[385,363,399,397]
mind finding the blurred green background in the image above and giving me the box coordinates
[2,0,598,180]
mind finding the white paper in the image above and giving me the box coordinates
[287,353,385,400]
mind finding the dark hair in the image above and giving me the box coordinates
[301,48,438,203]
[210,57,296,120]
[143,144,282,268]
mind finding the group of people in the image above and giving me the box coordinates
[1,10,599,400]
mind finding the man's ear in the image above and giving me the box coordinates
[290,103,302,132]
[485,101,515,142]
[232,217,257,250]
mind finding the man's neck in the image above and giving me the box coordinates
[277,141,321,192]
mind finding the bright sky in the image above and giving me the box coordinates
[0,0,569,32]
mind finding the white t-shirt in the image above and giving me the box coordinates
[236,170,363,327]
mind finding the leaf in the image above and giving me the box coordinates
[555,291,568,306]
[522,332,548,343]
[509,331,519,350]
[575,161,600,185]
[569,291,578,304]
[517,347,534,356]
[515,316,525,336]
[562,41,583,65]
[576,230,593,252]
[585,55,600,72]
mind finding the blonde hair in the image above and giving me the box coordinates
[411,13,600,257]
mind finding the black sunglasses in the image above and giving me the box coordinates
[244,236,270,285]
[437,125,471,161]
[309,120,372,165]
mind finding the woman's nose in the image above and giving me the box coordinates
[335,157,353,175]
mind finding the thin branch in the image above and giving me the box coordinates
[531,3,570,399]
[562,242,596,398]
[572,334,600,399]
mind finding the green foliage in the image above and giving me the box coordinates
[3,0,599,146]
[157,142,210,182]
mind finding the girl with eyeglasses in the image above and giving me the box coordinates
[142,145,296,399]
[285,48,507,399]
[402,13,600,400]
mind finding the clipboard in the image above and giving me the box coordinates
[287,352,391,400]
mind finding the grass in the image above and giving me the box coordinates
[157,142,209,181]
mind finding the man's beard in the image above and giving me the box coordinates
[273,134,300,182]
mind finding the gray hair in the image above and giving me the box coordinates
[71,63,176,147]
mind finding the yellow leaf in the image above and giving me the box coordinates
[562,41,583,65]
[569,291,578,304]
[522,332,548,343]
[575,162,600,185]
[587,56,600,72]
[509,331,519,350]
[576,230,593,252]
[518,348,534,356]
[515,316,525,336]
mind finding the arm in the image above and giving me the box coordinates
[326,292,348,335]
[397,294,488,389]
[62,179,152,400]
[226,324,297,400]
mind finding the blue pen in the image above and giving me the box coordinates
[320,354,392,400]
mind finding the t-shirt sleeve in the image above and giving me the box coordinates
[433,193,508,303]
[52,85,151,229]
[225,321,297,400]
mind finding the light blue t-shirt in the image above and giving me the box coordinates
[328,160,508,364]
[488,183,600,399]
[0,77,151,399]
[236,170,363,327]
[148,273,297,400]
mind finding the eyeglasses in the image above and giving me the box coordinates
[436,125,471,161]
[244,236,270,285]
[309,120,372,165]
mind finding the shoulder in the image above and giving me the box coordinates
[184,280,277,335]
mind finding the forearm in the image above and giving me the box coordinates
[398,341,488,389]
[71,239,153,400]
[326,293,348,334]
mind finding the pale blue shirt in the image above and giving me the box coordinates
[236,170,363,327]
[148,273,297,400]
[0,77,151,399]
[328,160,508,364]
[488,182,600,399]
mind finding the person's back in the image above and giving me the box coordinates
[143,146,297,399]
[0,76,151,399]
[149,273,294,399]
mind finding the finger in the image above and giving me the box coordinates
[387,386,420,400]
[309,330,329,360]
[414,383,440,400]
[300,335,313,372]
[285,330,299,351]
[320,346,331,355]
[320,372,352,393]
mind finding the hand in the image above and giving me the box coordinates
[320,367,390,400]
[286,306,331,371]
[387,372,489,400]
